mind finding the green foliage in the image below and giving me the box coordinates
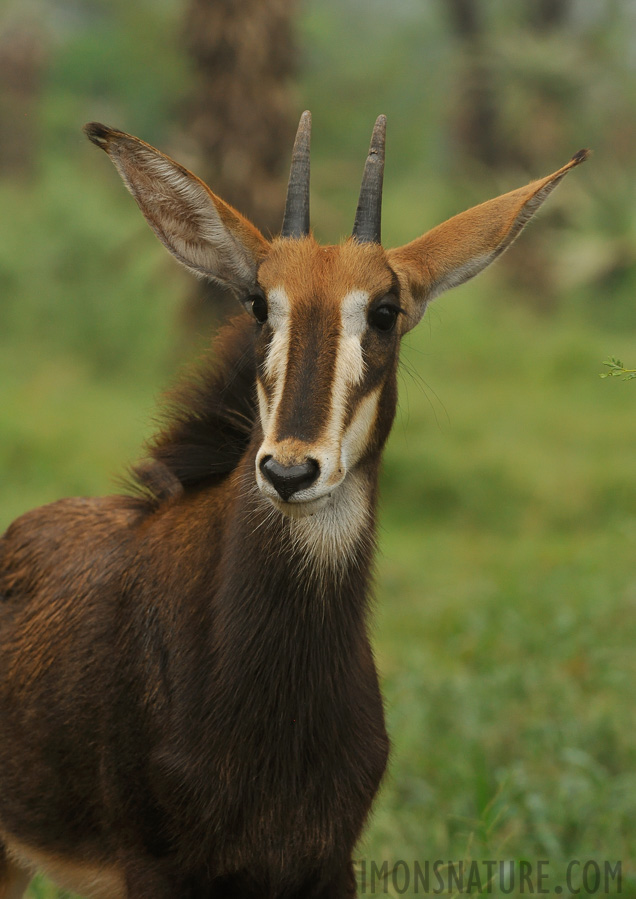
[41,0,190,151]
[363,287,636,878]
[600,357,636,380]
[0,157,185,380]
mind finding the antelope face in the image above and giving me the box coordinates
[252,238,402,517]
[85,112,587,528]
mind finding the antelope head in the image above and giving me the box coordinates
[84,115,588,522]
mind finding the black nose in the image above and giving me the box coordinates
[259,456,320,501]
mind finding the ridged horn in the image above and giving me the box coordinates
[281,110,311,239]
[352,115,386,244]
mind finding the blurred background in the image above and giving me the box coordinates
[0,0,635,895]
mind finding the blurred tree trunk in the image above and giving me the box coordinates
[444,0,573,171]
[442,0,577,309]
[181,0,298,332]
[445,0,503,169]
[529,0,571,32]
[0,16,47,179]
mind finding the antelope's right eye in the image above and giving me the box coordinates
[368,303,400,333]
[250,294,268,325]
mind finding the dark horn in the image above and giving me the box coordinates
[281,110,311,239]
[352,115,386,244]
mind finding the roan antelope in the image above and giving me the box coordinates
[0,113,587,898]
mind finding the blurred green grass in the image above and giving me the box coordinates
[367,287,636,884]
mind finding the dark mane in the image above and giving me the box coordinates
[128,313,257,509]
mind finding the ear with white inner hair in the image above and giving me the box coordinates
[84,123,269,297]
[388,149,590,330]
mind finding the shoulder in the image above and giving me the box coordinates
[1,495,138,602]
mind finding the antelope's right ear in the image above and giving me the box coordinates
[84,123,269,296]
[388,149,589,331]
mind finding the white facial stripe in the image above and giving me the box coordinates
[341,289,370,338]
[259,286,291,434]
[264,286,291,331]
[341,386,381,469]
[322,290,368,450]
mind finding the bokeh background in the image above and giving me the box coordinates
[1,1,635,896]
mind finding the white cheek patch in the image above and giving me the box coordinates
[337,334,365,388]
[341,386,381,469]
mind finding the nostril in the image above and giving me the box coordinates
[300,458,320,493]
[259,456,320,502]
[259,454,273,476]
[304,458,320,482]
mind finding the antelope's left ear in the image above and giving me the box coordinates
[388,149,589,331]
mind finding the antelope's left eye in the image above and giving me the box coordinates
[368,303,400,333]
[250,294,268,324]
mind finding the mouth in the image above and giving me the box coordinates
[266,492,332,519]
